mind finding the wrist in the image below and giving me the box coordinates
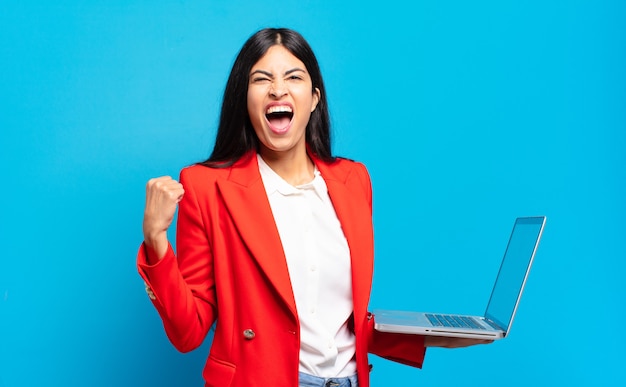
[144,232,168,263]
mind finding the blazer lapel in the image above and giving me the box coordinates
[316,158,374,320]
[215,153,297,317]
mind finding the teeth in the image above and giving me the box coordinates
[266,105,293,114]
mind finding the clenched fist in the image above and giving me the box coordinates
[142,176,185,261]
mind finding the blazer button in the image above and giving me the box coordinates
[243,329,255,340]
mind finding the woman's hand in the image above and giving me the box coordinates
[142,176,185,261]
[424,336,493,348]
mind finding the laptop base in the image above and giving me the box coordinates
[373,310,505,340]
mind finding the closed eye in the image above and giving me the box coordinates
[251,76,271,83]
[250,69,273,83]
[285,67,307,80]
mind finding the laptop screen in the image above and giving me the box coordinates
[484,216,545,332]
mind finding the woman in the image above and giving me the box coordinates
[139,28,488,387]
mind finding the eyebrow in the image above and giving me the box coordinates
[249,68,307,77]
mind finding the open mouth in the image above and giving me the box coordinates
[265,105,294,132]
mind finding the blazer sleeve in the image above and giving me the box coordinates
[368,313,426,368]
[137,167,217,352]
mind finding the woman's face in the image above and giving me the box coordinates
[247,45,320,158]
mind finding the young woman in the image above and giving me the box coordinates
[139,28,488,387]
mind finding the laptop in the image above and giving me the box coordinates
[374,216,546,340]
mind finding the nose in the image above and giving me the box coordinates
[269,80,287,98]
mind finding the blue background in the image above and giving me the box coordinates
[1,1,624,385]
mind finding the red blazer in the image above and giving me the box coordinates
[138,151,425,387]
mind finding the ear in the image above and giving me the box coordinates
[311,87,321,112]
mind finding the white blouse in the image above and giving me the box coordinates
[257,154,357,377]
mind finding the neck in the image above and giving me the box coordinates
[259,146,315,186]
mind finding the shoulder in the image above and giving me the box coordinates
[331,156,366,169]
[338,157,370,178]
[318,156,370,184]
[316,157,372,203]
[179,152,259,189]
[179,163,231,183]
[176,165,226,200]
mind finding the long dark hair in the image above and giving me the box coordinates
[201,28,334,167]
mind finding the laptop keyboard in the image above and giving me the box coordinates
[425,313,486,330]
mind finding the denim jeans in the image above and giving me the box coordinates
[298,372,358,387]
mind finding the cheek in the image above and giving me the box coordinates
[246,93,263,124]
[302,95,317,117]
[246,92,255,116]
[248,110,264,133]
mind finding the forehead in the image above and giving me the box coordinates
[251,45,307,72]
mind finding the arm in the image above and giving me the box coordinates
[137,170,217,352]
[142,176,183,262]
[368,318,427,368]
